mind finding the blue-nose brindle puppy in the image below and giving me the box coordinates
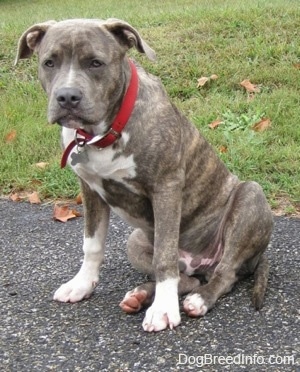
[15,19,273,332]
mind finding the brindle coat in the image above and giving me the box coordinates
[15,19,273,332]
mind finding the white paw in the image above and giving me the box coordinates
[142,302,181,332]
[53,273,98,303]
[142,278,181,332]
[183,293,208,317]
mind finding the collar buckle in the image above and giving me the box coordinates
[74,131,86,147]
[108,128,122,139]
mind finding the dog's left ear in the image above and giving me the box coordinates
[104,19,156,61]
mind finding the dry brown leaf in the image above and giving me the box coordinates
[72,209,82,217]
[10,193,22,202]
[240,79,261,93]
[27,191,41,204]
[53,204,82,222]
[10,191,42,204]
[293,63,300,70]
[35,162,49,169]
[197,76,209,87]
[252,118,272,132]
[197,74,218,88]
[219,145,228,153]
[5,130,17,143]
[76,193,83,205]
[208,119,223,129]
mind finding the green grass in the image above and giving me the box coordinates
[0,0,299,213]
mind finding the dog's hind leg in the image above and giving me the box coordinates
[120,228,200,313]
[119,228,155,313]
[183,181,273,317]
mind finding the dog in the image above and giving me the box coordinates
[15,19,273,332]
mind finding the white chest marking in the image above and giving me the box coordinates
[62,127,137,200]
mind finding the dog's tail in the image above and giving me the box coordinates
[252,254,269,310]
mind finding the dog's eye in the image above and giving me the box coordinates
[90,59,103,68]
[44,59,54,68]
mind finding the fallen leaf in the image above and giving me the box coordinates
[35,162,49,169]
[76,193,83,205]
[252,117,272,132]
[240,79,260,93]
[197,74,218,88]
[208,119,223,129]
[197,76,209,87]
[10,192,22,202]
[72,209,82,217]
[53,204,82,222]
[27,191,41,204]
[293,63,300,70]
[219,145,228,153]
[5,130,17,143]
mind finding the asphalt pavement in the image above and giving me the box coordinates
[0,198,299,371]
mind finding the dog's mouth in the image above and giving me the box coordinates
[55,115,95,129]
[56,115,83,129]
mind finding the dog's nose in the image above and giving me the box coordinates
[55,87,82,109]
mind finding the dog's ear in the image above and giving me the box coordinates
[104,19,156,61]
[14,21,56,65]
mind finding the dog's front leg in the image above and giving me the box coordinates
[142,183,182,332]
[54,180,109,303]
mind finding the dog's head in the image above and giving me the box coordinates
[15,19,156,130]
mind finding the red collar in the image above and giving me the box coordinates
[61,59,138,168]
